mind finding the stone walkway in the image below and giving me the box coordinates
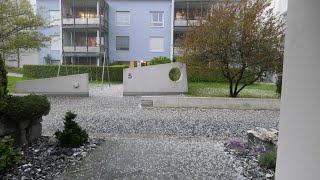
[57,135,243,180]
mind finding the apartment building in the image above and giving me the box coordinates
[173,0,212,59]
[6,0,211,67]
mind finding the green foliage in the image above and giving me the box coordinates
[0,0,49,54]
[149,56,171,65]
[0,95,50,125]
[258,151,277,170]
[23,65,128,82]
[55,111,89,148]
[187,67,255,83]
[169,68,181,81]
[276,75,282,95]
[0,56,8,97]
[0,136,21,174]
[181,0,284,97]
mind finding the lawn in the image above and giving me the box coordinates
[7,76,122,93]
[5,66,23,74]
[188,82,279,99]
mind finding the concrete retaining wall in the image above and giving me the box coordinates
[123,63,188,96]
[15,74,89,97]
[141,96,280,110]
[0,118,42,146]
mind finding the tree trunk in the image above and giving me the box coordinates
[17,48,20,68]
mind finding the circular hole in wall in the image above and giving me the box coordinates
[169,68,181,81]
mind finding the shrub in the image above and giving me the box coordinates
[187,67,255,83]
[258,151,277,170]
[55,111,89,148]
[149,56,171,65]
[0,56,8,97]
[0,136,21,174]
[276,75,282,95]
[0,95,50,125]
[23,65,128,82]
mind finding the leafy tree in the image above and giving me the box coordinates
[181,0,284,97]
[0,0,50,68]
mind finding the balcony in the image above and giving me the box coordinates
[174,0,211,27]
[62,15,107,27]
[63,46,103,53]
[61,0,108,28]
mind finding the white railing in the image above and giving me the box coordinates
[63,17,100,25]
[63,46,101,53]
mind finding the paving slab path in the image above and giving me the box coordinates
[57,135,243,180]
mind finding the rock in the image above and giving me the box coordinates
[48,136,59,146]
[247,127,278,152]
[81,152,88,157]
[266,173,274,179]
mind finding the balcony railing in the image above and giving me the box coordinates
[174,19,206,27]
[63,45,104,53]
[62,15,107,28]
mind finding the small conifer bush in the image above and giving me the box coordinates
[258,151,277,170]
[55,111,89,148]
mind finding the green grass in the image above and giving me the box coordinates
[7,76,122,93]
[188,82,279,99]
[5,66,23,74]
[7,76,33,93]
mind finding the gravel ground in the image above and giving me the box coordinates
[42,84,280,140]
[0,137,104,180]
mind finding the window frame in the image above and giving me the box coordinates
[150,11,164,27]
[149,36,164,52]
[115,11,130,26]
[116,36,130,51]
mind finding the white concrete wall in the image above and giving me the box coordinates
[142,96,280,110]
[276,1,320,179]
[123,62,188,96]
[15,74,89,96]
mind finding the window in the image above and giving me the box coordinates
[149,37,164,52]
[116,11,130,26]
[116,36,129,50]
[49,10,61,26]
[150,11,164,27]
[50,35,61,51]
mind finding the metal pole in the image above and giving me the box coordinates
[106,51,111,87]
[101,51,106,89]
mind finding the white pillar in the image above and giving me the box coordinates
[97,30,100,45]
[97,57,100,66]
[276,1,320,180]
[97,0,100,16]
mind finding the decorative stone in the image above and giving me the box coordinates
[247,127,278,152]
[48,135,59,146]
[26,123,42,141]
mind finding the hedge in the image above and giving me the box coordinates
[23,65,128,82]
[22,64,255,83]
[187,67,255,83]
